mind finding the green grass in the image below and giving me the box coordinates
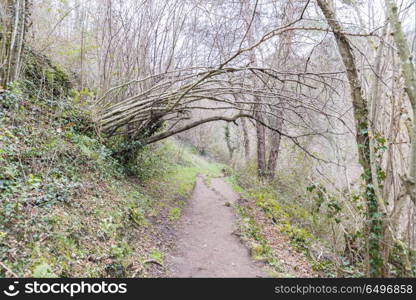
[235,204,284,275]
[168,207,181,221]
[224,175,244,193]
[158,141,225,198]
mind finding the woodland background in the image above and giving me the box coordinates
[0,0,415,277]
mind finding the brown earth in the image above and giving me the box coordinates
[168,176,266,277]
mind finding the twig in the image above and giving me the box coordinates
[0,261,18,278]
[143,259,164,268]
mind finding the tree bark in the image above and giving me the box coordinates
[254,104,267,177]
[224,123,236,161]
[265,0,297,179]
[241,0,268,177]
[0,0,28,86]
[146,114,249,144]
[266,107,283,179]
[240,116,250,162]
[231,94,251,162]
[317,0,383,277]
[386,0,416,206]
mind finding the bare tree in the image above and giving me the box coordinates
[316,0,384,277]
[0,0,29,86]
[386,0,416,206]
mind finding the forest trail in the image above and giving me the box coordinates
[169,176,266,277]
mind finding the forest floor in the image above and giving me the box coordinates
[167,174,317,277]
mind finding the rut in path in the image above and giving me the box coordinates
[169,176,266,277]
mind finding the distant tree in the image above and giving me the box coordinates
[0,0,29,86]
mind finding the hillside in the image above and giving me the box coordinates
[0,53,226,277]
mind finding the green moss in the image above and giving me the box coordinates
[22,49,71,102]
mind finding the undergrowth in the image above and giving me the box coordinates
[226,164,365,278]
[0,51,216,278]
[229,162,416,277]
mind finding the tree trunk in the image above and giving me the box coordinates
[241,0,268,177]
[265,0,297,179]
[232,94,251,163]
[255,105,267,177]
[368,25,390,277]
[0,0,28,86]
[317,0,383,277]
[224,123,236,161]
[241,116,250,162]
[386,0,416,206]
[266,107,283,179]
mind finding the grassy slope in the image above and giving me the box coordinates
[224,173,338,277]
[0,62,223,277]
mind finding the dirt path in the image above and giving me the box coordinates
[169,176,266,277]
